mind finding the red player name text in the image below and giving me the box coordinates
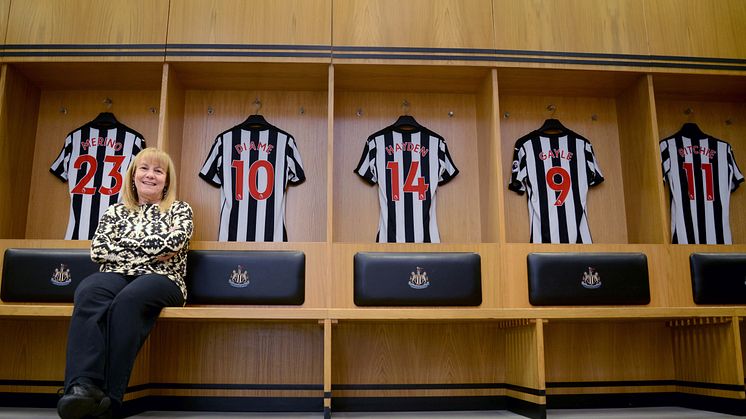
[385,142,429,157]
[81,137,123,151]
[539,149,573,161]
[235,141,275,154]
[678,145,716,159]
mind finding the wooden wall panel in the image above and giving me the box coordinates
[5,0,168,45]
[0,0,9,46]
[499,94,628,244]
[333,91,482,243]
[167,0,331,45]
[653,97,746,244]
[0,66,39,239]
[149,321,323,385]
[333,0,494,49]
[25,90,161,239]
[493,0,648,55]
[645,0,746,59]
[545,320,675,383]
[178,89,327,243]
[615,75,667,244]
[332,321,506,396]
[673,318,744,398]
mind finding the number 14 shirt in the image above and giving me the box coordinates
[509,130,604,244]
[355,124,459,243]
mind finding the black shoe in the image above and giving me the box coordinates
[56,383,111,419]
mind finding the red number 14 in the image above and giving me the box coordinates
[386,161,429,201]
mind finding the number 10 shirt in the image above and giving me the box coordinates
[509,129,604,244]
[355,124,459,243]
[50,119,145,240]
[199,122,305,242]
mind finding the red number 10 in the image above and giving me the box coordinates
[232,160,275,201]
[386,161,429,201]
[546,167,571,206]
[682,162,714,201]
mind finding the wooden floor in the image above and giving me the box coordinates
[0,407,742,418]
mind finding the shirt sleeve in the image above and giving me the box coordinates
[660,140,671,182]
[286,136,306,184]
[49,133,73,182]
[728,145,744,191]
[438,139,459,185]
[199,135,224,187]
[355,137,378,184]
[585,141,605,186]
[508,143,527,194]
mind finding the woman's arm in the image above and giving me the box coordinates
[141,201,194,257]
[90,205,125,263]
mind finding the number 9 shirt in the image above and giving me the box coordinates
[509,129,604,244]
[355,124,459,243]
[199,122,305,242]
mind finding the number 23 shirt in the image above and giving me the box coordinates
[355,124,459,243]
[50,119,145,240]
[509,130,604,244]
[199,123,305,242]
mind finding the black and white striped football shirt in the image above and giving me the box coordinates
[509,129,604,244]
[660,123,744,244]
[199,121,305,242]
[50,118,145,240]
[355,124,459,243]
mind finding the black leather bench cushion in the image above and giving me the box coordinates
[527,252,650,306]
[185,250,305,305]
[354,252,481,306]
[690,253,746,304]
[1,248,99,302]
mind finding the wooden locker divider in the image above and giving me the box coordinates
[670,316,745,400]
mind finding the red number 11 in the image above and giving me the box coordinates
[682,162,714,201]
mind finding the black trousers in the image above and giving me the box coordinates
[64,272,184,404]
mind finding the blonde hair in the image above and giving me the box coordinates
[122,148,177,212]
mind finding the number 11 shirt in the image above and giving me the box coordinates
[50,119,145,240]
[355,124,459,243]
[509,129,604,244]
[199,122,305,242]
[660,123,743,244]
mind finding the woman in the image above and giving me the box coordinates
[57,148,193,419]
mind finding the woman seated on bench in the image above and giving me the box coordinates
[57,148,193,419]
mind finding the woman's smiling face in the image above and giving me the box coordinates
[134,158,167,204]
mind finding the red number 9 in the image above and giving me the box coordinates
[546,167,571,206]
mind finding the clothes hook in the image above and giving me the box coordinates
[402,99,410,115]
[103,97,113,109]
[546,104,557,117]
[253,97,262,114]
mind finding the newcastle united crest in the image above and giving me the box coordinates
[50,264,71,286]
[229,265,250,288]
[581,266,601,289]
[408,266,430,289]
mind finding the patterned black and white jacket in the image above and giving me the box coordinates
[91,201,193,301]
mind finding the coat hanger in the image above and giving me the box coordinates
[240,98,269,129]
[679,121,706,138]
[392,114,421,131]
[392,99,421,131]
[91,112,119,128]
[537,118,567,135]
